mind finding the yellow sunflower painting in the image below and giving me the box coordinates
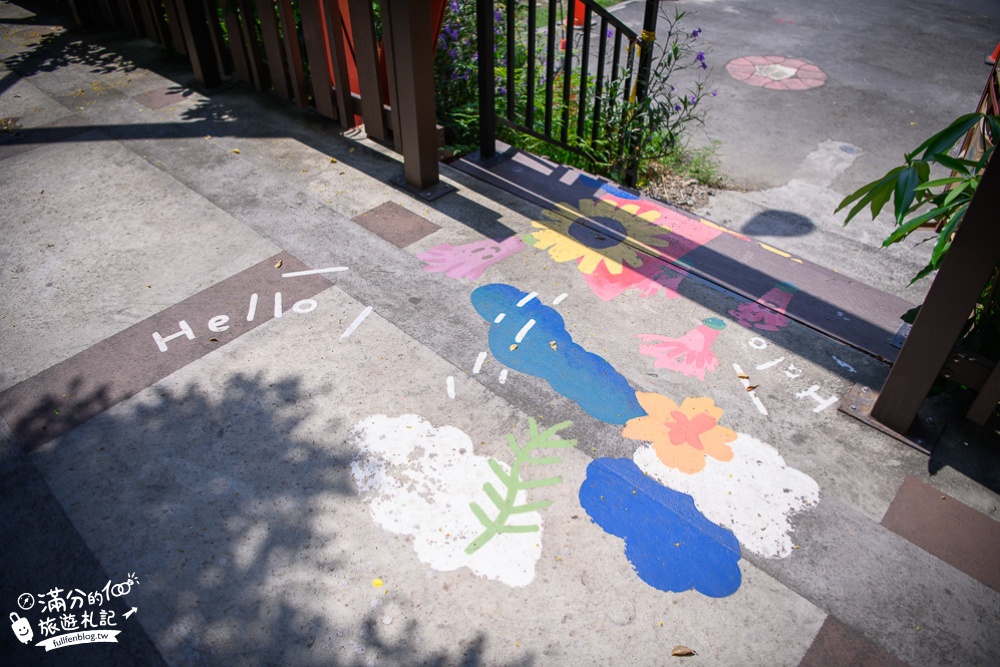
[529,198,670,275]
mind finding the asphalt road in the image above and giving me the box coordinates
[615,0,1000,191]
[612,0,1000,301]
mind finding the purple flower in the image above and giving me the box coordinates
[451,1,459,12]
[494,9,503,22]
[606,28,613,39]
[689,95,698,106]
[696,51,705,62]
[711,90,717,97]
[692,28,702,38]
[449,49,457,59]
[674,104,682,111]
[499,86,507,95]
[473,51,478,61]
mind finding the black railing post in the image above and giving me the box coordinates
[477,0,497,160]
[625,0,660,185]
[634,0,660,109]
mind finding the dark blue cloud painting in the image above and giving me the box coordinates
[471,284,645,424]
[579,457,742,598]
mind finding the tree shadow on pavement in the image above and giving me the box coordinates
[1,370,534,666]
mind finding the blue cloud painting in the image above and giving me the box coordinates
[579,457,742,598]
[471,284,645,424]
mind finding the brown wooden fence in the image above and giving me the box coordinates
[67,0,450,194]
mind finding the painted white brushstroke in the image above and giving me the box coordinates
[350,415,543,586]
[634,433,820,558]
[274,291,283,318]
[498,369,508,384]
[832,356,857,373]
[246,293,258,322]
[282,267,349,278]
[755,357,785,371]
[514,319,536,343]
[446,376,456,399]
[473,352,487,374]
[552,293,568,305]
[516,292,538,307]
[341,306,374,339]
[494,313,506,324]
[733,363,768,415]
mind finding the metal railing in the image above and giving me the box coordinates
[477,0,659,186]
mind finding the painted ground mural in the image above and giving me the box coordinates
[349,191,822,599]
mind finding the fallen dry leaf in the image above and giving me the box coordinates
[209,337,219,342]
[747,385,759,392]
[274,260,283,269]
[738,373,749,379]
[510,344,518,352]
[671,646,697,657]
[549,341,557,350]
[330,157,338,163]
[232,148,240,154]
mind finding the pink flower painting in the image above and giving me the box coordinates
[417,236,526,280]
[729,282,797,332]
[637,318,726,381]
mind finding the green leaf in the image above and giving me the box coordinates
[940,181,970,208]
[930,202,968,266]
[913,176,966,191]
[835,166,903,216]
[987,116,1000,144]
[908,113,982,160]
[487,459,511,486]
[840,172,898,223]
[483,482,505,509]
[469,502,491,528]
[509,499,552,514]
[910,261,937,284]
[520,475,562,489]
[870,176,900,219]
[893,166,921,223]
[497,524,539,534]
[929,153,975,174]
[882,205,950,246]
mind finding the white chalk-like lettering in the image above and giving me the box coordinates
[208,315,230,332]
[153,320,195,352]
[795,385,838,413]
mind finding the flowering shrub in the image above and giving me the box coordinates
[435,1,510,150]
[433,2,713,185]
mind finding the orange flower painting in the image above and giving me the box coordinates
[622,393,737,474]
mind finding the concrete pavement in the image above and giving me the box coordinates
[2,2,1000,666]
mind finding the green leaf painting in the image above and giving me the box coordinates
[465,419,576,555]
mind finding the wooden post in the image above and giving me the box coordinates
[382,0,443,193]
[871,151,1000,432]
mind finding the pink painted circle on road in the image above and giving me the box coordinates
[726,56,827,90]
